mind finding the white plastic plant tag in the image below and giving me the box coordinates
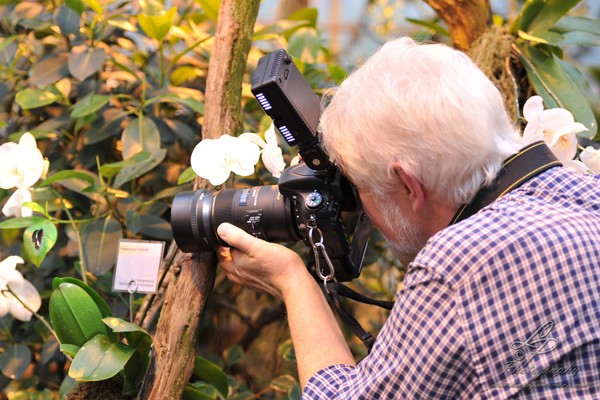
[112,239,165,293]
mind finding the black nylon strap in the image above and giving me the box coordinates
[450,141,562,225]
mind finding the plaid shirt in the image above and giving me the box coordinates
[304,167,600,399]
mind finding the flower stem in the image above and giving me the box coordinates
[5,287,61,346]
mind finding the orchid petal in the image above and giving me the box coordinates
[191,138,231,185]
[0,296,9,317]
[540,108,575,133]
[563,159,588,175]
[265,124,279,146]
[7,279,41,321]
[0,142,21,189]
[580,146,600,173]
[2,188,33,218]
[239,132,267,148]
[571,122,589,135]
[18,133,45,188]
[523,96,544,123]
[262,146,286,178]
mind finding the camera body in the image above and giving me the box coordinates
[171,49,371,282]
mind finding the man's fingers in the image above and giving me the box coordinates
[217,223,262,254]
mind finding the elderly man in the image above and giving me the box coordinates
[217,37,600,399]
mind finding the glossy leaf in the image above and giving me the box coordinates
[552,15,600,35]
[0,216,45,229]
[80,216,123,275]
[288,27,320,64]
[194,356,229,398]
[99,150,151,179]
[147,93,204,113]
[59,344,80,358]
[52,277,113,321]
[559,31,600,47]
[138,8,176,41]
[177,166,196,185]
[69,334,135,382]
[125,209,172,239]
[82,0,103,14]
[405,17,450,37]
[70,93,110,118]
[121,117,161,159]
[49,283,109,347]
[193,0,220,22]
[269,374,297,392]
[288,385,302,400]
[68,45,107,81]
[182,384,215,400]
[223,345,244,367]
[526,0,581,36]
[54,6,80,35]
[113,149,167,188]
[23,220,57,266]
[64,0,85,14]
[518,43,596,138]
[29,53,70,87]
[15,88,59,110]
[84,109,128,145]
[38,170,95,188]
[510,0,545,35]
[0,344,30,380]
[58,376,79,400]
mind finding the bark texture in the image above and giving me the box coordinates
[136,1,260,398]
[422,0,492,50]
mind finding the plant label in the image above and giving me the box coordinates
[113,239,165,293]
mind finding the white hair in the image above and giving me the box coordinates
[320,37,523,208]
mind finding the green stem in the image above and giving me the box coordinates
[159,43,165,89]
[5,287,61,346]
[49,187,88,285]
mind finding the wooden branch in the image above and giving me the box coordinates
[422,0,492,50]
[136,0,260,398]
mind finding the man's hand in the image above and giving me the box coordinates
[216,223,309,300]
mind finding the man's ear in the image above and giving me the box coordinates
[392,162,424,212]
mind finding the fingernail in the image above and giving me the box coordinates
[217,223,230,237]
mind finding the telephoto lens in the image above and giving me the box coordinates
[171,185,300,252]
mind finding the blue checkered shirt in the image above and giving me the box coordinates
[304,167,600,399]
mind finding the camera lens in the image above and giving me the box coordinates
[171,186,300,253]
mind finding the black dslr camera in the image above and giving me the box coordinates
[171,49,371,282]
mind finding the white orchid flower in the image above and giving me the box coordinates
[191,134,260,186]
[580,146,600,173]
[522,96,588,165]
[0,256,42,322]
[0,132,47,217]
[240,124,286,178]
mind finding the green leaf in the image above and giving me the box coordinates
[558,31,600,47]
[138,8,176,41]
[121,117,161,159]
[29,53,70,87]
[526,0,581,36]
[52,277,113,321]
[287,7,318,27]
[21,201,46,215]
[510,0,545,35]
[23,220,57,266]
[0,216,46,229]
[70,93,110,118]
[125,209,172,240]
[68,45,107,81]
[103,317,149,334]
[41,335,60,364]
[278,339,296,363]
[518,43,597,138]
[49,283,109,347]
[113,149,167,188]
[518,29,564,45]
[38,170,95,188]
[327,64,347,85]
[177,166,196,185]
[193,356,229,398]
[151,185,190,201]
[551,15,600,35]
[146,93,204,113]
[193,0,219,22]
[183,384,216,400]
[99,150,151,179]
[288,385,302,400]
[84,109,128,145]
[80,216,123,275]
[269,374,298,393]
[223,345,243,367]
[405,17,450,37]
[82,0,103,14]
[288,27,320,64]
[59,344,80,358]
[59,376,80,400]
[64,0,85,14]
[69,334,135,382]
[0,344,31,379]
[15,88,59,110]
[54,5,80,35]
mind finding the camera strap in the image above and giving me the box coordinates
[322,141,561,353]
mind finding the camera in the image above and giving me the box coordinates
[171,49,371,282]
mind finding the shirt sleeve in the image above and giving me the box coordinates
[303,265,477,400]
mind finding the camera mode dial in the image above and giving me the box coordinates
[306,191,324,209]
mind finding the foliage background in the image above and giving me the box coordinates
[0,0,598,399]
